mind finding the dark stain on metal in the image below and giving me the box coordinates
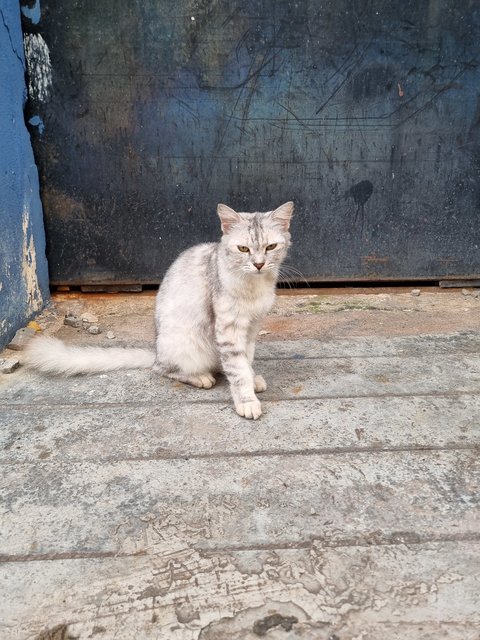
[346,179,374,226]
[253,613,298,636]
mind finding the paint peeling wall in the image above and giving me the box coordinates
[0,0,49,349]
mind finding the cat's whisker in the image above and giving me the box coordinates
[279,278,295,290]
[278,264,310,288]
[280,266,307,279]
[280,264,306,276]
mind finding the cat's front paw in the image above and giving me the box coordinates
[235,398,262,420]
[254,374,267,393]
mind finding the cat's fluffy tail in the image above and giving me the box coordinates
[24,336,155,376]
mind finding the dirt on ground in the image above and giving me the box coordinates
[268,286,480,340]
[14,286,480,351]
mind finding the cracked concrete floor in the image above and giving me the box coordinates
[1,287,480,639]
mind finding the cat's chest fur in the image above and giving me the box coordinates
[218,275,276,321]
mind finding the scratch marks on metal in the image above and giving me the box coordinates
[316,38,373,115]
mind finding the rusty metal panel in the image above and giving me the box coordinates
[26,0,480,283]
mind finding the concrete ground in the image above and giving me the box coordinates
[1,287,480,639]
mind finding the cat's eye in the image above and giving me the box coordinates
[266,243,277,251]
[237,245,250,253]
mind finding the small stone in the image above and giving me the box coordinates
[106,331,116,340]
[411,289,421,296]
[0,357,20,373]
[87,325,101,335]
[65,306,82,317]
[310,507,317,515]
[462,289,472,296]
[258,329,271,336]
[7,327,36,351]
[64,315,83,328]
[81,312,99,324]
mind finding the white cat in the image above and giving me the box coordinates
[25,202,294,419]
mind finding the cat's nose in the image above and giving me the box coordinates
[254,262,265,271]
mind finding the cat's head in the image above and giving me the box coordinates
[217,202,293,276]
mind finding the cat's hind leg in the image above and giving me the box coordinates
[254,374,267,393]
[154,319,220,389]
[166,371,216,389]
[153,360,216,389]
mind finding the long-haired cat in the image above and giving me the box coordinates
[25,201,294,419]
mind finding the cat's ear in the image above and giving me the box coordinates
[217,204,243,234]
[269,201,294,231]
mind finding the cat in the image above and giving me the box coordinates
[25,201,294,419]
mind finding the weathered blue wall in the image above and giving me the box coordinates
[0,0,49,349]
